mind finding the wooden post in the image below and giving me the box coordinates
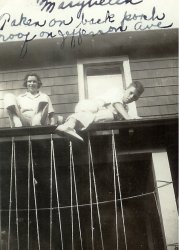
[152,151,178,250]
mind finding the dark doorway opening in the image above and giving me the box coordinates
[0,139,165,249]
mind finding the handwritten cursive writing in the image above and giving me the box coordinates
[121,7,173,31]
[0,13,10,30]
[37,0,55,13]
[76,10,115,28]
[58,0,143,18]
[11,13,46,27]
[134,21,173,31]
[0,4,174,58]
[37,0,143,18]
[0,12,73,30]
[58,22,127,48]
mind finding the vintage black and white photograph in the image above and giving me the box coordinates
[0,0,178,249]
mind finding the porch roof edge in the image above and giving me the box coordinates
[0,115,177,138]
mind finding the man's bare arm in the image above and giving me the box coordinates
[113,102,132,120]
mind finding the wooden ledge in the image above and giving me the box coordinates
[0,116,177,138]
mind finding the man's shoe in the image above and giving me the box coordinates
[55,125,84,142]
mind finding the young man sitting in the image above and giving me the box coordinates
[55,81,144,141]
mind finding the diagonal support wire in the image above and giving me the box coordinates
[69,142,74,250]
[88,139,94,250]
[112,133,119,250]
[112,130,128,250]
[70,142,84,250]
[88,137,105,250]
[0,184,2,250]
[50,136,53,250]
[51,135,64,250]
[7,138,14,250]
[29,138,41,250]
[13,140,20,250]
[27,137,31,250]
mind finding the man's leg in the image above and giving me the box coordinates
[55,100,96,141]
[4,93,22,127]
[94,109,114,123]
[75,99,99,113]
[55,111,95,141]
[56,111,95,130]
[55,115,84,141]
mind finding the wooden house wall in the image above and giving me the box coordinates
[0,65,79,127]
[0,56,178,127]
[130,57,178,117]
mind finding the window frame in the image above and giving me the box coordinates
[77,56,138,117]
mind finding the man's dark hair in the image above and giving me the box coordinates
[127,81,144,97]
[23,73,42,88]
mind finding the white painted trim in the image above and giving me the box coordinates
[77,56,138,116]
[77,63,86,100]
[77,56,129,65]
[152,151,178,250]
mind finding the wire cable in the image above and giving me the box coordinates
[88,137,105,250]
[112,131,128,250]
[27,136,31,250]
[69,142,74,250]
[13,141,20,250]
[112,134,119,250]
[7,138,14,250]
[51,136,64,250]
[30,139,41,250]
[50,135,53,250]
[88,138,95,250]
[70,142,84,250]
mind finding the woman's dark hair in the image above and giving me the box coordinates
[127,81,144,97]
[23,73,42,88]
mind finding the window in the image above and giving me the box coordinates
[77,57,138,117]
